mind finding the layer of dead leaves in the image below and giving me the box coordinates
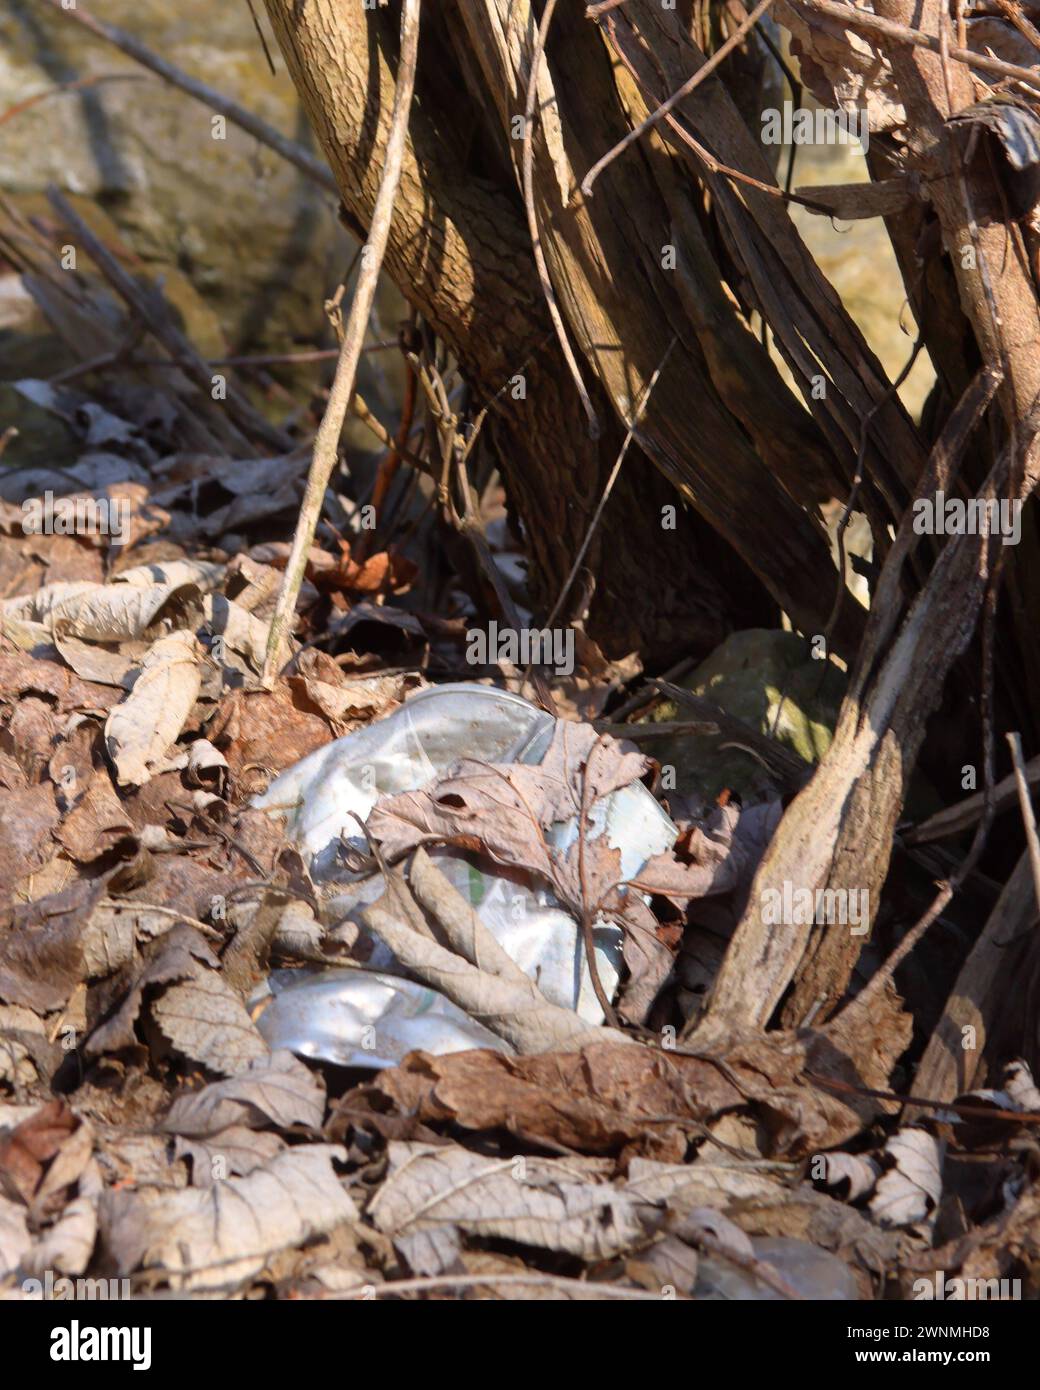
[1,221,1038,1303]
[1,514,1037,1296]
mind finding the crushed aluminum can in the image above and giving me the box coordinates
[251,684,677,1066]
[250,968,512,1069]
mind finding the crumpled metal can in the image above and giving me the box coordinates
[251,684,676,1066]
[251,968,511,1070]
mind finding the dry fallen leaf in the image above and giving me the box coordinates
[151,961,269,1078]
[202,593,273,677]
[160,1051,326,1139]
[366,721,649,875]
[100,1143,357,1293]
[53,774,137,864]
[20,1158,103,1278]
[0,1006,51,1089]
[0,1193,30,1281]
[624,1232,701,1296]
[173,1128,286,1187]
[185,738,229,796]
[0,650,117,717]
[315,540,418,597]
[776,0,905,133]
[814,1152,880,1203]
[333,1040,743,1160]
[0,880,111,1013]
[286,669,421,734]
[85,928,219,1056]
[0,1100,91,1219]
[367,727,674,1020]
[207,687,333,786]
[337,1020,903,1163]
[157,454,307,540]
[369,1142,656,1267]
[624,1156,787,1210]
[870,1129,943,1229]
[633,800,782,906]
[0,766,60,889]
[2,558,221,686]
[104,630,202,787]
[1005,1059,1040,1111]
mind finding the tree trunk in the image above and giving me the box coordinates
[261,0,889,661]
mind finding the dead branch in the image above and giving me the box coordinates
[42,0,337,190]
[262,0,421,684]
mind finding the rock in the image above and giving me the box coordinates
[694,1235,859,1300]
[0,382,79,470]
[647,628,847,807]
[0,0,351,356]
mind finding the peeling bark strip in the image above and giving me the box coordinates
[870,0,1040,477]
[453,0,857,636]
[693,369,1017,1038]
[594,1,926,572]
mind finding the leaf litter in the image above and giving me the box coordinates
[1,579,1034,1298]
[0,140,1037,1307]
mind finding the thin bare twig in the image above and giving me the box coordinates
[46,186,291,456]
[522,0,599,438]
[594,17,844,220]
[903,753,1040,843]
[357,316,419,558]
[1007,731,1040,914]
[131,343,397,370]
[261,0,421,684]
[541,337,676,638]
[101,899,223,941]
[582,0,775,197]
[796,0,1040,92]
[351,391,428,472]
[243,0,277,77]
[338,1272,676,1299]
[516,338,673,702]
[435,400,556,711]
[0,73,148,128]
[593,720,718,739]
[577,735,622,1027]
[993,0,1040,55]
[606,655,697,724]
[807,1069,1040,1123]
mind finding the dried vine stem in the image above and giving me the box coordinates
[262,0,421,685]
[522,0,599,438]
[798,0,1040,91]
[1008,731,1040,913]
[582,0,776,196]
